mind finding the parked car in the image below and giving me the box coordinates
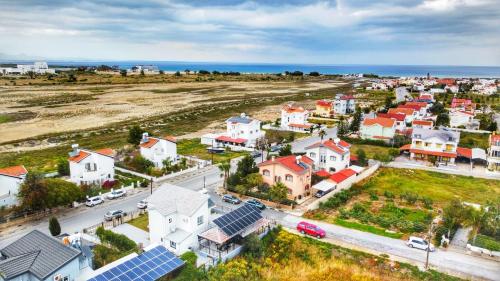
[85,196,104,207]
[406,236,435,251]
[137,200,148,209]
[314,188,334,198]
[250,151,262,158]
[245,199,266,210]
[269,145,282,152]
[107,189,126,200]
[296,221,326,239]
[222,194,241,204]
[104,210,125,221]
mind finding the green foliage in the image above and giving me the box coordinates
[128,155,154,173]
[96,226,137,252]
[429,102,445,115]
[57,159,70,176]
[171,251,207,281]
[120,69,127,77]
[472,234,500,251]
[334,219,403,239]
[269,182,288,203]
[45,178,84,208]
[278,144,292,156]
[436,113,450,127]
[243,233,263,259]
[400,192,418,205]
[356,148,368,166]
[18,172,48,211]
[236,155,258,178]
[244,173,263,188]
[127,125,145,144]
[349,107,362,132]
[49,217,61,236]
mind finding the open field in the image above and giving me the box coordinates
[177,138,248,163]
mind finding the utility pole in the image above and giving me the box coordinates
[203,176,206,189]
[150,176,153,195]
[425,221,434,270]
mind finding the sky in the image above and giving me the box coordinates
[0,0,499,65]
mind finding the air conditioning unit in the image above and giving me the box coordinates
[54,274,62,281]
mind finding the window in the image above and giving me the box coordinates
[330,156,336,161]
[309,152,316,158]
[197,216,204,226]
[170,241,176,249]
[168,218,172,223]
[285,174,293,182]
[263,169,270,176]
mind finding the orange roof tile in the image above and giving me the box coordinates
[68,150,91,163]
[409,149,456,158]
[140,137,160,148]
[306,139,350,155]
[329,168,356,183]
[258,155,313,174]
[0,165,27,178]
[315,170,331,178]
[412,120,433,126]
[456,147,472,158]
[289,123,312,128]
[388,108,415,116]
[164,135,177,143]
[316,100,332,107]
[400,144,411,150]
[362,117,395,128]
[283,104,306,113]
[95,148,115,157]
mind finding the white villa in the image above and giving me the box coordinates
[148,183,210,255]
[360,117,396,141]
[305,138,351,173]
[219,113,264,148]
[68,144,115,186]
[450,110,476,128]
[139,133,177,168]
[406,128,460,165]
[333,94,355,115]
[280,104,312,133]
[0,62,55,76]
[0,165,27,207]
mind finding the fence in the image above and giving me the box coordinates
[82,209,147,235]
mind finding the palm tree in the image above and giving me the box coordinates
[463,207,489,245]
[219,161,231,191]
[318,129,327,142]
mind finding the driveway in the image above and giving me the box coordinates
[112,223,150,246]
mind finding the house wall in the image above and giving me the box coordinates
[69,153,114,186]
[226,120,262,147]
[140,139,177,168]
[360,124,395,141]
[487,143,500,172]
[0,175,24,207]
[306,147,349,173]
[280,110,309,130]
[315,105,332,117]
[259,164,311,201]
[44,258,81,281]
[450,112,473,128]
[333,99,355,115]
[411,136,457,153]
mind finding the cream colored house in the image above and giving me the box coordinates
[360,117,396,141]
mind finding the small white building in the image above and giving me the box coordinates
[0,165,27,207]
[487,134,500,172]
[0,61,55,75]
[305,138,351,173]
[333,94,355,115]
[128,65,160,74]
[216,113,264,148]
[139,133,177,168]
[280,104,312,133]
[395,87,409,102]
[450,111,475,128]
[148,183,210,255]
[68,144,115,186]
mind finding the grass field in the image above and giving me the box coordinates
[351,144,392,159]
[334,218,403,239]
[177,138,248,164]
[458,132,490,150]
[127,213,149,232]
[471,234,500,251]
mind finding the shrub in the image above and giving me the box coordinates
[369,191,379,201]
[49,217,61,236]
[421,197,433,209]
[96,227,137,252]
[383,191,394,199]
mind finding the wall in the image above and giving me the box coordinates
[70,152,114,185]
[0,175,23,207]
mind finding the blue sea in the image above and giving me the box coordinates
[8,60,500,78]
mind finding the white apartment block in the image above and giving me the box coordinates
[333,94,355,115]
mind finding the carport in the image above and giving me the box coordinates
[456,147,487,167]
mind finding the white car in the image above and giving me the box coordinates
[407,236,435,251]
[107,189,127,200]
[86,196,104,207]
[137,200,148,209]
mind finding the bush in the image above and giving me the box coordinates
[421,197,433,209]
[383,191,394,199]
[369,191,378,201]
[96,226,137,252]
[49,217,61,236]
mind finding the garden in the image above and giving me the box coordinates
[93,226,138,268]
[177,138,248,164]
[305,168,500,239]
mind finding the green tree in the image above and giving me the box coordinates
[57,159,70,176]
[430,102,445,115]
[349,107,362,132]
[464,207,489,245]
[130,156,154,173]
[243,233,263,258]
[120,69,127,77]
[236,155,258,177]
[436,113,450,127]
[18,172,48,211]
[244,173,263,188]
[337,117,348,137]
[45,179,84,208]
[384,96,394,110]
[49,217,61,236]
[318,129,327,141]
[127,125,145,144]
[278,144,292,156]
[162,157,173,172]
[219,161,231,190]
[234,184,248,195]
[174,71,181,76]
[356,148,367,166]
[140,69,145,76]
[269,182,288,203]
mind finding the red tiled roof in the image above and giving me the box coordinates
[338,140,351,148]
[258,155,313,174]
[388,108,415,116]
[68,150,91,163]
[362,117,395,128]
[400,144,411,150]
[0,165,27,178]
[216,136,247,144]
[406,102,428,108]
[410,149,456,158]
[329,168,356,183]
[412,120,433,126]
[491,134,500,144]
[283,104,306,113]
[289,123,312,129]
[315,170,331,177]
[340,95,354,100]
[398,104,422,111]
[306,139,350,155]
[350,154,358,161]
[140,137,160,148]
[95,148,115,157]
[373,135,392,139]
[316,100,332,107]
[456,147,472,158]
[419,94,433,100]
[164,135,177,143]
[377,113,405,122]
[437,78,455,86]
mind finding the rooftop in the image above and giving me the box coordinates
[0,165,28,178]
[362,117,395,128]
[258,155,313,174]
[147,183,209,217]
[412,128,460,143]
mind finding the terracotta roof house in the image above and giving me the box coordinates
[68,144,115,186]
[0,165,27,207]
[360,117,396,142]
[305,138,351,173]
[139,133,177,168]
[281,104,312,133]
[406,128,460,165]
[315,100,333,118]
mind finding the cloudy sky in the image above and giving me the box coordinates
[0,0,499,65]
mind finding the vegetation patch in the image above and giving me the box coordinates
[16,92,99,107]
[458,132,490,150]
[127,213,149,232]
[93,226,138,269]
[0,110,37,123]
[177,138,248,163]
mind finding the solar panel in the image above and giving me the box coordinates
[87,245,184,281]
[213,204,262,237]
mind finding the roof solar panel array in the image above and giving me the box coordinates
[213,204,262,237]
[88,245,184,281]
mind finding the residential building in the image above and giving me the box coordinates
[449,111,475,128]
[405,101,429,116]
[388,107,417,123]
[395,87,409,102]
[148,183,209,255]
[129,65,160,74]
[451,98,475,113]
[0,230,83,281]
[0,62,55,76]
[377,113,406,133]
[280,104,312,133]
[216,113,264,148]
[360,117,396,141]
[407,128,460,165]
[486,133,500,172]
[68,144,115,186]
[0,165,27,207]
[315,100,333,118]
[312,168,357,196]
[139,133,177,168]
[333,94,355,115]
[305,138,351,173]
[258,155,313,202]
[412,120,433,130]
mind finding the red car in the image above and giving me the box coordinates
[296,221,326,238]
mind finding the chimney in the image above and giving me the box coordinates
[69,144,80,157]
[141,132,149,143]
[296,155,301,164]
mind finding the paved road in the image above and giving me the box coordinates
[291,127,337,153]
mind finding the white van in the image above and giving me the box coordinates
[407,236,435,251]
[86,196,104,207]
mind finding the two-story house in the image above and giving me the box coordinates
[451,98,475,114]
[139,133,177,168]
[68,144,115,186]
[333,94,355,115]
[412,120,433,130]
[388,107,417,123]
[377,113,406,133]
[360,117,396,142]
[280,104,312,133]
[409,128,460,165]
[0,230,83,281]
[449,110,475,128]
[315,100,333,118]
[258,155,313,202]
[216,113,264,148]
[487,133,500,172]
[0,165,27,207]
[305,138,350,173]
[148,183,209,255]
